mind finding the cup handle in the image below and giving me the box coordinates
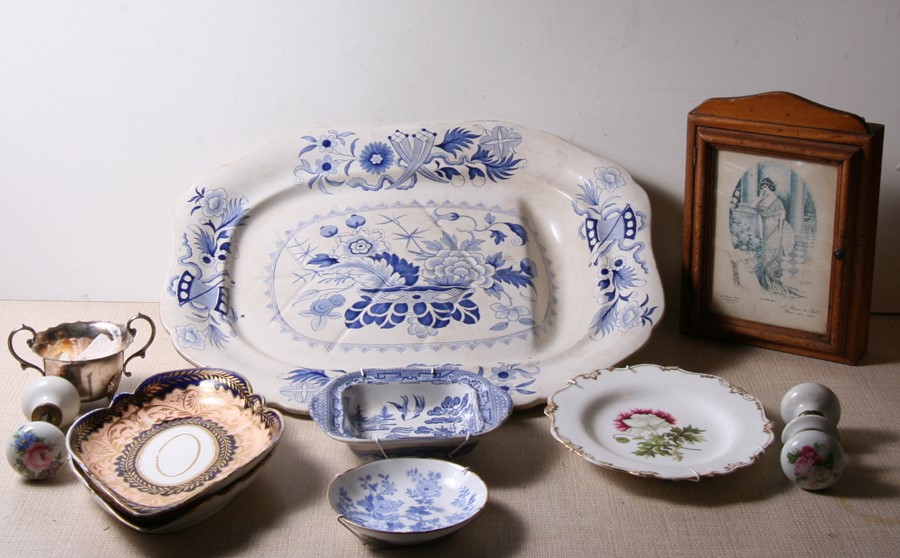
[7,325,44,375]
[122,313,156,377]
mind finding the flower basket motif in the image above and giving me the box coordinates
[161,121,664,414]
[282,207,536,339]
[347,285,478,331]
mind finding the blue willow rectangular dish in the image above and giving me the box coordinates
[309,367,511,460]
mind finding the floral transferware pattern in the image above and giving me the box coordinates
[267,202,543,347]
[612,408,706,462]
[333,465,484,533]
[167,188,249,351]
[160,122,664,414]
[281,359,543,404]
[572,170,657,338]
[294,125,524,192]
[67,369,283,518]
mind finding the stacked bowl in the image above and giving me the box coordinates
[66,368,284,533]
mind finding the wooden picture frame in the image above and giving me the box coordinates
[681,91,884,364]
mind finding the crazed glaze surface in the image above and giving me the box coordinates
[160,122,663,414]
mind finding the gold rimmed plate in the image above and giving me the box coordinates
[545,364,773,480]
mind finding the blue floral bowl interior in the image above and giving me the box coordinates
[329,457,487,542]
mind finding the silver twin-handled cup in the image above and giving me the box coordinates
[7,314,156,402]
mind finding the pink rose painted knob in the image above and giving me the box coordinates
[780,383,841,425]
[6,421,67,480]
[780,429,845,490]
[21,376,81,429]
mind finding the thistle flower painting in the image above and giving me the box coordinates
[612,408,706,462]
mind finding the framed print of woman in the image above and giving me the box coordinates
[742,173,805,298]
[681,91,883,364]
[712,152,835,335]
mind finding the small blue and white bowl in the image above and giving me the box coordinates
[329,457,488,546]
[309,368,512,460]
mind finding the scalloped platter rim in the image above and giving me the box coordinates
[159,121,664,414]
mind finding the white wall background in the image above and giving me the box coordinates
[2,0,898,311]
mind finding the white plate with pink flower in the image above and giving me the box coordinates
[160,122,663,415]
[545,364,774,480]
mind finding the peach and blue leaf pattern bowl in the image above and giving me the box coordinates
[66,368,283,521]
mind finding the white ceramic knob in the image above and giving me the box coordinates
[780,383,841,425]
[781,414,840,444]
[780,429,845,490]
[6,421,67,480]
[20,376,81,429]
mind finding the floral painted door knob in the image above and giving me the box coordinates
[6,421,67,480]
[780,429,845,490]
[779,383,844,490]
[7,376,79,480]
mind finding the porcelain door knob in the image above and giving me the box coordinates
[21,376,81,429]
[781,414,840,444]
[6,421,67,480]
[780,383,841,424]
[780,429,845,490]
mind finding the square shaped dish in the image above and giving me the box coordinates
[69,452,273,533]
[310,368,511,460]
[66,368,283,522]
[159,121,664,414]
